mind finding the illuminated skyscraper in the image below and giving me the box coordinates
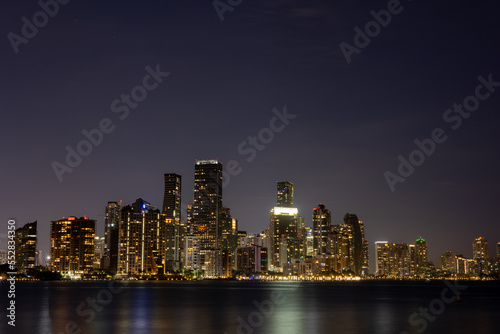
[163,173,182,271]
[220,207,238,253]
[163,173,182,219]
[15,221,37,272]
[116,202,169,276]
[440,251,458,274]
[374,242,412,277]
[473,237,489,260]
[277,181,294,207]
[182,236,202,271]
[193,159,223,250]
[270,181,302,269]
[414,237,428,274]
[343,213,366,276]
[312,204,331,255]
[104,201,121,272]
[50,216,96,276]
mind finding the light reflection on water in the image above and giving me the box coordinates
[1,280,498,334]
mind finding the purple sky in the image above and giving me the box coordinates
[2,0,500,272]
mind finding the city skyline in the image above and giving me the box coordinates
[2,0,500,276]
[3,160,499,274]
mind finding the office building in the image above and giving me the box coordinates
[103,201,121,272]
[163,173,182,271]
[277,181,294,207]
[193,159,223,250]
[312,204,331,255]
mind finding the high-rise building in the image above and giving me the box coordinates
[269,181,303,269]
[93,236,105,269]
[497,242,500,258]
[343,213,366,276]
[182,236,202,271]
[473,237,489,260]
[162,173,182,218]
[220,207,238,253]
[375,242,413,277]
[312,204,331,256]
[104,201,121,272]
[163,173,182,271]
[305,227,314,257]
[374,241,389,276]
[236,245,268,276]
[0,250,8,265]
[193,159,223,251]
[414,237,428,274]
[116,202,169,276]
[270,206,303,269]
[15,221,37,272]
[50,217,96,276]
[440,251,458,274]
[277,181,294,207]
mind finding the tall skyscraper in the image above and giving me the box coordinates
[163,173,182,271]
[116,201,169,276]
[163,173,182,219]
[50,216,96,276]
[193,159,223,250]
[270,181,302,269]
[343,213,366,276]
[414,237,428,274]
[312,204,331,255]
[374,241,389,276]
[220,207,238,253]
[472,237,489,260]
[15,221,37,272]
[104,201,121,272]
[497,242,500,258]
[277,181,294,207]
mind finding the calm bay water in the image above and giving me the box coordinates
[1,280,498,334]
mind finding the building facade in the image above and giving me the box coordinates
[15,221,37,272]
[312,204,331,256]
[50,217,96,276]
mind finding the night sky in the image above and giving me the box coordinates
[2,0,500,271]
